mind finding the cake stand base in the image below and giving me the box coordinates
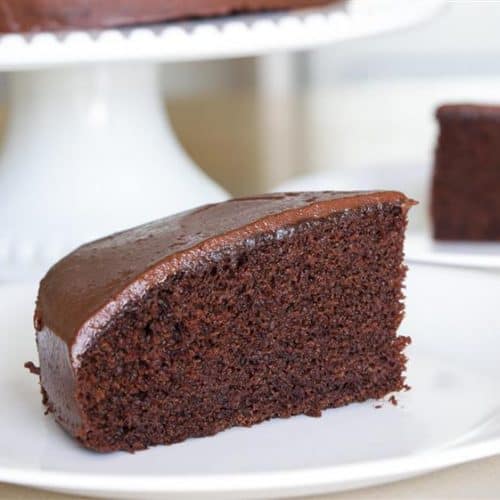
[0,63,228,281]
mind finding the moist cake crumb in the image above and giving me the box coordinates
[24,361,40,375]
[388,395,398,406]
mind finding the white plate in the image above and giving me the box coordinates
[1,263,499,499]
[0,0,446,69]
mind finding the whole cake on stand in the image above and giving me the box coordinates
[0,0,444,281]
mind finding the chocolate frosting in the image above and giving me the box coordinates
[437,104,500,121]
[0,0,332,33]
[36,191,413,364]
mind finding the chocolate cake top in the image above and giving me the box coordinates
[437,104,500,121]
[36,191,412,359]
[0,0,332,33]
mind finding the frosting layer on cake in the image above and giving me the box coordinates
[0,1,333,33]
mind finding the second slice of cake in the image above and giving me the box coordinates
[432,104,500,240]
[34,191,415,452]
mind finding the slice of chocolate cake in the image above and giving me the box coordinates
[33,191,415,452]
[432,104,500,241]
[0,0,333,33]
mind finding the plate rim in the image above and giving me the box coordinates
[405,233,500,270]
[1,433,499,494]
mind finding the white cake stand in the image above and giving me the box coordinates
[0,0,445,281]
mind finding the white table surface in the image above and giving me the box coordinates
[1,455,499,499]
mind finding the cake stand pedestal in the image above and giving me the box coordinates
[1,63,226,280]
[0,0,446,281]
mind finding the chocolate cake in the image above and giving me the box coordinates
[432,104,500,240]
[33,191,415,453]
[0,0,333,33]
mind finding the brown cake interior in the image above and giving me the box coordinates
[71,202,410,452]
